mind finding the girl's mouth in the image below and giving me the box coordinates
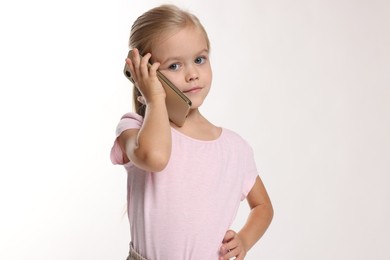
[183,87,202,93]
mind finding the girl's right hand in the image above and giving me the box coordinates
[125,48,166,104]
[120,49,172,173]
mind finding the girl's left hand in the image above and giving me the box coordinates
[219,230,247,260]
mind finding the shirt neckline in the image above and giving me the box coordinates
[170,127,224,143]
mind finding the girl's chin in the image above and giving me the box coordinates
[189,99,206,109]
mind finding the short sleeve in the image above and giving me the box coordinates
[241,145,259,201]
[110,112,143,165]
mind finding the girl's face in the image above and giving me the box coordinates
[151,26,212,109]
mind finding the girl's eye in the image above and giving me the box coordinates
[195,56,206,64]
[168,63,180,71]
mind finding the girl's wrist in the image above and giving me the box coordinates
[144,94,166,106]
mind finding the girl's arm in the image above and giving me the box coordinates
[117,49,172,172]
[220,176,273,259]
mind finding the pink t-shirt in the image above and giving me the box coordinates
[110,113,258,260]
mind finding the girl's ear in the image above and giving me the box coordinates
[137,95,146,105]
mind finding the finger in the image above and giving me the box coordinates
[219,245,229,257]
[140,53,151,78]
[131,48,141,76]
[125,58,135,78]
[222,230,236,243]
[224,238,238,252]
[236,250,246,260]
[137,96,146,105]
[149,62,160,78]
[221,247,240,260]
[125,57,133,67]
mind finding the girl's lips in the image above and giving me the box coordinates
[183,87,202,93]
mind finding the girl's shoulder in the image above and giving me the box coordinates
[119,112,144,122]
[221,127,253,147]
[114,112,143,138]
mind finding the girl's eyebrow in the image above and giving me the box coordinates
[161,56,181,65]
[161,49,209,64]
[196,48,209,56]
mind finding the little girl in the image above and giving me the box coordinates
[111,4,273,260]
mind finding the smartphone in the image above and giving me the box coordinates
[123,50,192,127]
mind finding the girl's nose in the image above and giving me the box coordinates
[185,66,199,82]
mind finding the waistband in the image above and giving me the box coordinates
[126,242,148,260]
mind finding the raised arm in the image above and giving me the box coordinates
[117,49,172,172]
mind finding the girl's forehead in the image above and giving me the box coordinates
[151,26,208,59]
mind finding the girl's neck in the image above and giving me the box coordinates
[171,109,221,141]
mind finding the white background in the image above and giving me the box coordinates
[0,0,389,259]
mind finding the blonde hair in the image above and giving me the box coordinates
[128,4,210,116]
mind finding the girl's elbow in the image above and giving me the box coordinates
[264,201,274,224]
[256,201,274,223]
[135,149,170,172]
[147,155,169,172]
[268,204,274,222]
